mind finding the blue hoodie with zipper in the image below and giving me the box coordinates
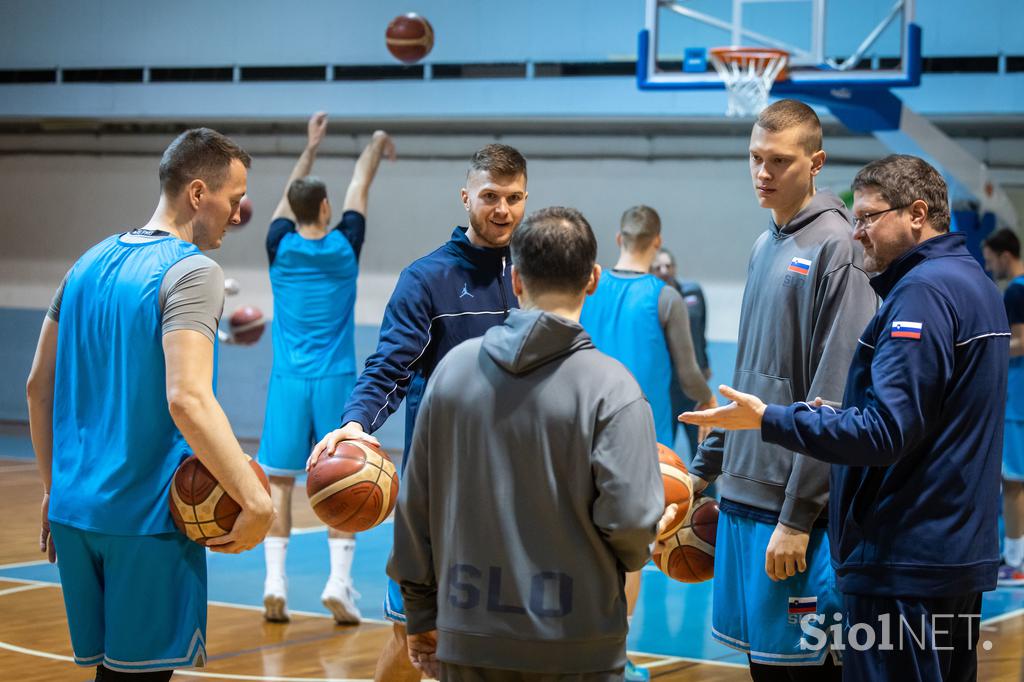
[342,227,515,458]
[761,233,1008,597]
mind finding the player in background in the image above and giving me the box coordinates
[259,112,395,623]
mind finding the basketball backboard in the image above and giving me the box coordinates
[638,0,921,93]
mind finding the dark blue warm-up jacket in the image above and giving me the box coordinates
[761,233,1008,597]
[342,227,515,462]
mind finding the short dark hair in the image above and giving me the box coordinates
[620,205,661,251]
[158,128,251,196]
[287,176,328,224]
[853,154,951,233]
[657,248,676,265]
[755,99,822,154]
[468,143,527,181]
[511,207,596,296]
[983,228,1021,259]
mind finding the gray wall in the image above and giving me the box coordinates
[0,147,867,289]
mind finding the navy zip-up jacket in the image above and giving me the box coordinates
[342,227,515,457]
[761,233,1008,597]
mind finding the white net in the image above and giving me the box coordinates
[709,49,790,117]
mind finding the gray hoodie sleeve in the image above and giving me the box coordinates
[659,286,713,404]
[779,258,876,532]
[591,397,664,571]
[387,383,438,635]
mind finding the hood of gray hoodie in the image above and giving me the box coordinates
[773,188,851,237]
[482,308,594,375]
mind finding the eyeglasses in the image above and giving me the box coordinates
[853,205,909,231]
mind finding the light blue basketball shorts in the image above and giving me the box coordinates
[50,522,207,672]
[1003,418,1024,481]
[258,372,356,477]
[385,577,407,624]
[711,509,842,666]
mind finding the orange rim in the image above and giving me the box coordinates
[709,46,790,80]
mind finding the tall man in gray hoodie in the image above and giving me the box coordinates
[689,99,877,680]
[388,206,668,681]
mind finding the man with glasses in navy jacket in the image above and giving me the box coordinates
[683,155,1008,682]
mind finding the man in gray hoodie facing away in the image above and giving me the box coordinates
[388,206,667,681]
[689,100,877,680]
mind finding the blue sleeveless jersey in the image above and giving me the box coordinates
[50,234,204,535]
[1006,275,1024,420]
[580,272,674,444]
[270,230,358,377]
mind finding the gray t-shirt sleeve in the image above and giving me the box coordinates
[160,255,225,342]
[658,286,713,403]
[47,270,71,322]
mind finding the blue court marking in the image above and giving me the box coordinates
[0,435,35,459]
[3,529,1023,666]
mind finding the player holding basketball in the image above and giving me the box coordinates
[310,143,527,682]
[579,204,715,682]
[687,99,876,680]
[390,206,671,681]
[25,129,273,681]
[258,112,395,624]
[683,154,1007,682]
[981,228,1024,586]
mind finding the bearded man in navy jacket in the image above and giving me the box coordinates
[682,154,1008,682]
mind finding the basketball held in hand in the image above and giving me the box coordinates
[658,443,693,539]
[307,440,398,532]
[653,495,719,583]
[169,454,270,544]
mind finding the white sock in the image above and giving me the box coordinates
[328,537,356,584]
[264,536,289,584]
[1006,536,1024,568]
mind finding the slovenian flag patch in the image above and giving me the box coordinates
[788,596,818,615]
[891,320,923,339]
[787,257,812,275]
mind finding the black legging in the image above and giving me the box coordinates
[95,665,174,682]
[748,654,841,682]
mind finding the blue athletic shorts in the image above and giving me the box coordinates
[711,509,842,666]
[1002,418,1024,481]
[49,522,207,673]
[258,372,356,476]
[385,576,407,623]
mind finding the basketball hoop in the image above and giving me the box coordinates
[709,47,790,117]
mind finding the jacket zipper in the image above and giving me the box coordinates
[499,256,509,313]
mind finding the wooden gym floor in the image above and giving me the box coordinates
[0,439,1021,680]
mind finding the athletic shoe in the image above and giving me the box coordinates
[322,578,362,624]
[263,576,290,623]
[625,659,650,682]
[997,561,1024,587]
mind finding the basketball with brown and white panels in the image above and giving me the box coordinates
[306,439,399,532]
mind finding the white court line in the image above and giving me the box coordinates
[0,640,74,663]
[0,583,49,597]
[207,600,390,625]
[632,653,747,670]
[1,560,1021,677]
[0,575,55,586]
[0,558,52,570]
[981,607,1024,626]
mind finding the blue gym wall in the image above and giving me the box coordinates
[0,0,1021,450]
[1,0,1024,119]
[0,308,736,454]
